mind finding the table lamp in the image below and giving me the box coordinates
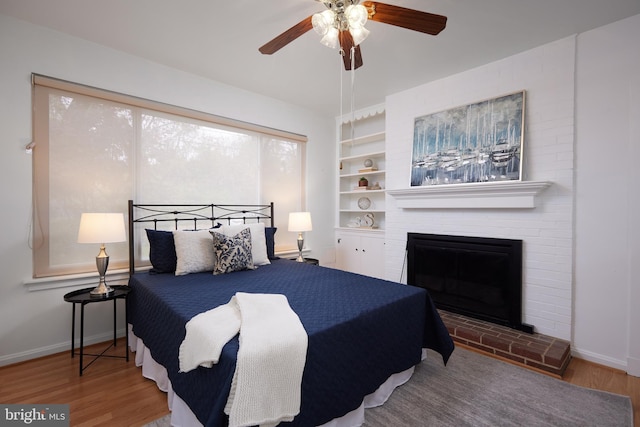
[288,212,312,262]
[77,212,126,298]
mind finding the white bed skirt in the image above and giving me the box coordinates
[128,325,424,427]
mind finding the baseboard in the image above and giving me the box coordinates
[570,347,628,372]
[627,356,640,377]
[0,328,127,367]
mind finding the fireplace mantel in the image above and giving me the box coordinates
[387,181,551,209]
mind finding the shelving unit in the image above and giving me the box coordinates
[337,105,386,231]
[335,104,386,279]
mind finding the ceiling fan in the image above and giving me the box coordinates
[259,0,447,70]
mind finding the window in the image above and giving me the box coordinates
[32,75,306,278]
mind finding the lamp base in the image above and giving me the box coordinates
[90,282,114,298]
[296,234,305,262]
[91,249,114,298]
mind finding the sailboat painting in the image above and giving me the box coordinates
[411,91,525,186]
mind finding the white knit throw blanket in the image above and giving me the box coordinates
[178,292,308,427]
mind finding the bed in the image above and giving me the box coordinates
[126,201,454,427]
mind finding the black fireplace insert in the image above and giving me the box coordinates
[407,233,532,333]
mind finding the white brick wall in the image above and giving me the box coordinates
[383,36,576,340]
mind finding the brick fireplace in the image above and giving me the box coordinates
[407,232,571,376]
[384,49,576,345]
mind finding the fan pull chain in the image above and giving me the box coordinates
[350,46,356,142]
[339,47,344,143]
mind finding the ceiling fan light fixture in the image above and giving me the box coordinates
[320,26,340,49]
[312,9,336,36]
[349,26,370,46]
[258,0,448,71]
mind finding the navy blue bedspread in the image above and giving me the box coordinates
[128,259,453,427]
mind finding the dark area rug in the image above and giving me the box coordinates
[364,347,632,427]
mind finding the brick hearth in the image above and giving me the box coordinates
[440,310,571,377]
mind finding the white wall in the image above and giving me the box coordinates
[574,13,640,374]
[0,14,335,366]
[383,14,640,373]
[385,37,576,340]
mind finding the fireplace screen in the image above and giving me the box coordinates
[407,233,528,331]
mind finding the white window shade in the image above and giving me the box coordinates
[32,75,306,278]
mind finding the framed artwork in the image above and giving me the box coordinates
[411,90,525,186]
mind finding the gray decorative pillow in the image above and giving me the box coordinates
[210,228,254,275]
[173,230,216,275]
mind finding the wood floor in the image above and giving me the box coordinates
[1,339,638,426]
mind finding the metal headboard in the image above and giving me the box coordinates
[128,200,274,275]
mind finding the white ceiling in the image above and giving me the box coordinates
[2,0,639,116]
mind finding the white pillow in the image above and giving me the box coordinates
[172,230,216,275]
[219,222,270,266]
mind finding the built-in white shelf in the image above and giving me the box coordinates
[340,189,386,195]
[340,170,386,179]
[339,131,385,146]
[337,105,386,232]
[339,150,385,162]
[387,181,552,209]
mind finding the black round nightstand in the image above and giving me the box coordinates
[63,285,131,375]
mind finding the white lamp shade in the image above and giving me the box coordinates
[77,213,126,244]
[288,212,313,232]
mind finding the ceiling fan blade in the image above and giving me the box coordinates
[339,31,364,70]
[259,16,314,55]
[362,1,447,35]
